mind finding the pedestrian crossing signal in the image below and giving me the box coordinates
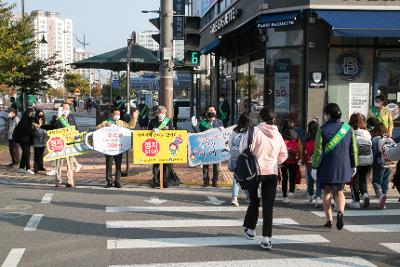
[185,50,200,66]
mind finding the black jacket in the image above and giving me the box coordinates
[148,117,173,130]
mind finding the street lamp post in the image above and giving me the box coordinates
[126,31,136,117]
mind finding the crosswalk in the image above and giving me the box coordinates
[104,196,399,266]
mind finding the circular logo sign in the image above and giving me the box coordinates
[142,138,160,157]
[387,103,400,120]
[336,51,365,81]
[48,137,65,153]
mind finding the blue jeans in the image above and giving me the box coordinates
[372,166,391,195]
[232,177,240,198]
[306,164,322,198]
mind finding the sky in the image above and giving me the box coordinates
[8,0,160,54]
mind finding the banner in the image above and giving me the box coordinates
[349,83,370,119]
[85,125,132,156]
[44,126,91,161]
[133,130,188,164]
[187,126,235,167]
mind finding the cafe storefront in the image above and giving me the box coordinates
[197,0,400,135]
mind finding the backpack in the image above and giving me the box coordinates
[285,139,298,164]
[355,131,373,166]
[304,139,315,164]
[228,132,246,172]
[234,127,260,190]
[379,136,395,167]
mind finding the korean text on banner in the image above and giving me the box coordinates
[188,126,235,167]
[44,126,91,161]
[133,130,188,164]
[86,125,132,156]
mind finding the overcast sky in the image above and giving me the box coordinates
[9,0,160,54]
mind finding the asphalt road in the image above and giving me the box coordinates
[0,184,399,267]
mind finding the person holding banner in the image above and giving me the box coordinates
[192,105,224,187]
[368,95,393,137]
[218,94,231,128]
[138,97,149,130]
[97,107,138,188]
[148,106,179,188]
[311,103,358,230]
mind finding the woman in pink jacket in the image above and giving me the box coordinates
[243,108,288,250]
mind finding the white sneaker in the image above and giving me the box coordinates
[74,163,82,173]
[46,169,56,176]
[315,197,322,208]
[231,198,239,207]
[308,195,314,203]
[362,193,370,208]
[244,228,256,240]
[260,236,272,250]
[288,192,295,204]
[282,197,289,203]
[18,168,27,174]
[26,169,35,175]
[348,200,361,209]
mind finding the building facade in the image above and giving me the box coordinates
[32,10,74,88]
[196,0,400,136]
[138,30,184,61]
[73,48,96,85]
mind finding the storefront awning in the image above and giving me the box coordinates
[257,11,301,29]
[316,10,400,38]
[200,38,221,54]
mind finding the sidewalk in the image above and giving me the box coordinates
[0,149,398,196]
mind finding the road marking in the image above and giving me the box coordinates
[1,248,25,267]
[107,234,328,250]
[40,193,54,204]
[144,197,167,205]
[106,218,298,229]
[311,209,400,217]
[24,214,43,231]
[344,224,400,233]
[106,206,249,213]
[205,196,225,205]
[381,243,400,253]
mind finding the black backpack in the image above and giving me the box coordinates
[234,127,260,190]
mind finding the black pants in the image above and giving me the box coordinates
[19,144,31,170]
[34,147,46,172]
[244,175,278,237]
[8,140,20,165]
[281,163,297,197]
[352,165,371,202]
[105,154,123,184]
[202,164,219,183]
[152,164,168,187]
[393,161,400,194]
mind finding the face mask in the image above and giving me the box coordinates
[113,115,120,121]
[207,112,216,118]
[141,101,145,104]
[219,98,224,102]
[374,102,381,108]
[159,114,166,120]
[63,110,70,117]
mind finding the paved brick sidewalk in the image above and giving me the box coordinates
[0,149,398,197]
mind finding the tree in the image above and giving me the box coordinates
[91,83,102,98]
[64,72,90,96]
[47,88,64,99]
[0,1,35,85]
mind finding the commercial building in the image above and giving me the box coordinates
[138,30,184,61]
[73,48,96,86]
[196,0,400,135]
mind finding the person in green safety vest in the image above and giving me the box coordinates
[192,105,224,187]
[368,95,394,137]
[138,97,150,130]
[218,93,231,128]
[113,96,126,121]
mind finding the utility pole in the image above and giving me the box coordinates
[159,0,174,117]
[126,31,136,116]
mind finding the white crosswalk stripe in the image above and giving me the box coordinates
[1,248,25,267]
[380,243,400,253]
[344,224,400,233]
[109,256,377,267]
[107,234,329,249]
[106,206,249,213]
[311,209,400,217]
[24,214,43,231]
[106,218,298,229]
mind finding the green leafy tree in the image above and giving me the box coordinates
[0,1,35,84]
[64,72,90,96]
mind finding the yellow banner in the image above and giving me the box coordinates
[133,130,188,164]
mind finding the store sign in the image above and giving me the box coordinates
[257,19,295,29]
[309,72,326,88]
[349,83,370,119]
[274,59,291,113]
[173,0,185,16]
[173,16,185,40]
[209,7,241,35]
[387,103,400,120]
[336,51,365,81]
